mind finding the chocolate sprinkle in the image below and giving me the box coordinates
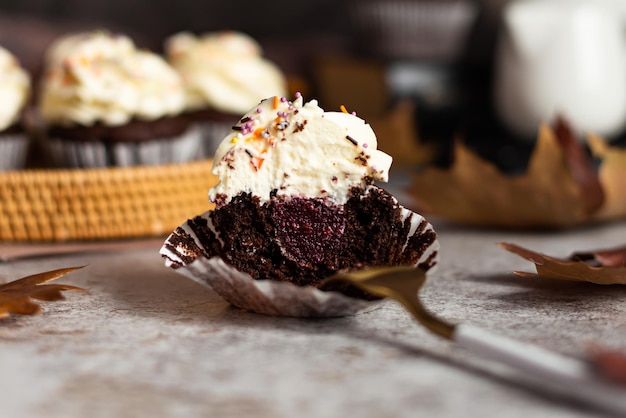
[345,135,358,146]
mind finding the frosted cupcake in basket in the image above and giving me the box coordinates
[161,95,439,317]
[164,31,287,158]
[0,46,30,170]
[38,31,201,168]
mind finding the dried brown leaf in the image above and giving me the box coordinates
[588,134,626,221]
[553,116,604,215]
[498,242,626,284]
[409,124,591,228]
[0,266,85,318]
[370,100,437,167]
[571,245,626,268]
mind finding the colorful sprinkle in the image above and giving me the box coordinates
[276,120,290,130]
[345,135,358,146]
[295,91,302,98]
[256,107,262,113]
[362,143,368,148]
[273,95,279,109]
[340,105,349,114]
[280,97,287,103]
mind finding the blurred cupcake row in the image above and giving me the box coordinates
[1,29,288,170]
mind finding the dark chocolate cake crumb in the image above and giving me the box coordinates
[187,216,221,258]
[205,186,437,287]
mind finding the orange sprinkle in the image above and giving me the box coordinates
[340,104,349,114]
[254,127,265,137]
[258,158,265,169]
[273,96,279,109]
[62,73,73,86]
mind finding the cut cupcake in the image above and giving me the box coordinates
[38,30,201,168]
[0,46,30,170]
[161,95,438,316]
[164,31,287,157]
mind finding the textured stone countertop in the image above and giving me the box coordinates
[1,220,626,418]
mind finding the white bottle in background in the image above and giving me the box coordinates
[494,0,626,140]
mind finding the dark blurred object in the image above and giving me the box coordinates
[312,55,436,167]
[346,0,481,167]
[349,0,478,63]
[313,54,388,119]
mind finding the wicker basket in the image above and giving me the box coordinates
[0,159,217,242]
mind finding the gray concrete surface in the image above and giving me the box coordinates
[1,220,626,418]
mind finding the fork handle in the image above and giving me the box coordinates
[454,324,626,415]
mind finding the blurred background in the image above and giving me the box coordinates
[3,0,626,171]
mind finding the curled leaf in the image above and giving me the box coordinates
[371,100,437,167]
[498,242,626,285]
[408,120,607,229]
[552,116,604,215]
[0,266,85,318]
[588,134,626,221]
[571,245,626,268]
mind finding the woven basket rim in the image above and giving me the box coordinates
[0,159,217,242]
[0,158,214,177]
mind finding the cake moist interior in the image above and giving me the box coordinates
[183,186,437,287]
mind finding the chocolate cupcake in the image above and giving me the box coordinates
[38,31,201,168]
[350,0,478,62]
[0,46,30,170]
[161,95,439,316]
[165,31,287,158]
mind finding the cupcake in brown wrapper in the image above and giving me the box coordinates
[0,46,31,170]
[161,192,438,317]
[161,95,439,317]
[46,115,201,167]
[38,30,201,168]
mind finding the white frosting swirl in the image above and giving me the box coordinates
[0,47,30,131]
[209,96,393,205]
[165,31,287,114]
[40,31,185,127]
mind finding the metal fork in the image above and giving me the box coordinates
[322,266,626,416]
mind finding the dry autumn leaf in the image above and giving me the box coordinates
[371,100,437,167]
[498,242,626,284]
[407,119,619,229]
[0,266,85,318]
[588,134,626,221]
